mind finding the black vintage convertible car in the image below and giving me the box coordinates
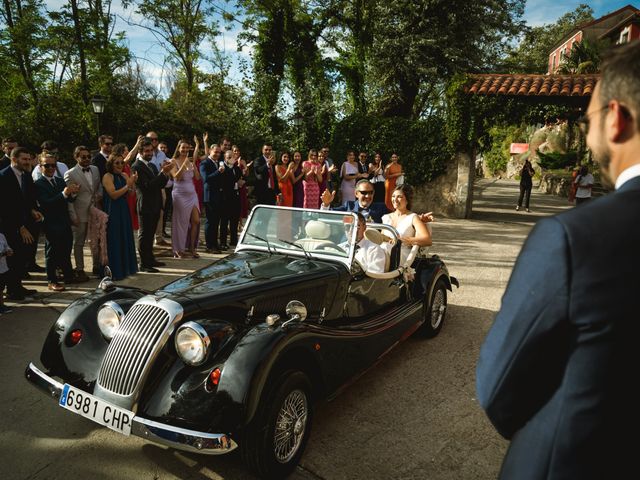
[25,205,458,478]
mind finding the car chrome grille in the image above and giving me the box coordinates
[97,303,171,396]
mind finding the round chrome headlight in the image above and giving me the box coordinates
[97,301,124,340]
[175,322,210,366]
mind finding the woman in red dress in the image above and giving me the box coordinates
[276,152,294,207]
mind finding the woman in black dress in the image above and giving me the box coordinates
[516,159,535,212]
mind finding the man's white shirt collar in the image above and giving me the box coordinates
[615,164,640,190]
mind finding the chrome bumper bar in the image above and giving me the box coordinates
[25,362,237,455]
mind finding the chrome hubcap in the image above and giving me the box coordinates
[274,389,308,463]
[430,288,446,329]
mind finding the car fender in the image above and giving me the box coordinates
[218,323,324,427]
[414,256,457,300]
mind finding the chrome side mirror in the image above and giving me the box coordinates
[283,300,307,326]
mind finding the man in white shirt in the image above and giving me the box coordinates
[574,165,594,205]
[92,135,113,178]
[347,213,386,273]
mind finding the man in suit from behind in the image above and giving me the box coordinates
[92,135,113,179]
[65,146,102,281]
[35,152,79,292]
[132,139,173,272]
[0,137,17,171]
[200,144,224,253]
[253,143,280,206]
[476,41,640,480]
[0,147,41,300]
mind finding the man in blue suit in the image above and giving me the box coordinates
[477,41,640,479]
[200,144,224,253]
[35,153,79,291]
[321,179,390,222]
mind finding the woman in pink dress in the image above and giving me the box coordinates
[170,137,201,258]
[302,149,323,209]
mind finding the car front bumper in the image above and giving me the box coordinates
[25,362,237,455]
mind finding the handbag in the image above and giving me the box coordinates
[396,174,405,186]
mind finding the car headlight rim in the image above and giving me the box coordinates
[175,322,211,366]
[97,301,124,340]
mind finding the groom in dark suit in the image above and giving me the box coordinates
[132,139,173,272]
[321,179,388,222]
[477,42,640,480]
[253,143,280,205]
[35,153,79,291]
[0,147,41,299]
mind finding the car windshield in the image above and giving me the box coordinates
[238,206,358,263]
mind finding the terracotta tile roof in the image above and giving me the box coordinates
[466,74,599,97]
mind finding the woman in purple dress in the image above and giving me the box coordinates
[291,151,305,208]
[170,137,201,258]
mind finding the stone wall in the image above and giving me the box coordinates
[412,153,474,218]
[538,173,572,197]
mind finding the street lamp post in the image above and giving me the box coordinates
[91,95,106,136]
[292,114,303,150]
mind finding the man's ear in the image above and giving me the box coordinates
[609,100,633,143]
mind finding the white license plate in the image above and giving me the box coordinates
[59,384,134,436]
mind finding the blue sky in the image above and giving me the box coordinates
[43,1,637,94]
[524,0,635,26]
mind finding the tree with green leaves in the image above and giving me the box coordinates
[558,38,607,74]
[129,0,217,92]
[501,3,594,74]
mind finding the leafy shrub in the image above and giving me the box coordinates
[330,114,449,186]
[481,124,528,175]
[537,150,577,170]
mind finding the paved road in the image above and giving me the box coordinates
[0,179,572,479]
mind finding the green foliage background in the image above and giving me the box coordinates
[0,1,601,179]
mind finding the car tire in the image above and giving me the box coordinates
[242,370,313,479]
[420,278,447,338]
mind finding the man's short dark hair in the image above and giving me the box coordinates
[40,140,58,151]
[10,146,30,159]
[74,146,90,158]
[2,137,17,145]
[141,139,154,150]
[599,41,640,130]
[355,212,366,226]
[98,135,113,146]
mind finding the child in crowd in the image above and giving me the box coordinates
[0,231,14,314]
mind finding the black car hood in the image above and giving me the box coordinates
[158,250,343,299]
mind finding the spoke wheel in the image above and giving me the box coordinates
[274,389,308,463]
[420,278,447,338]
[242,371,313,478]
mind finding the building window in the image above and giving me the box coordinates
[620,26,631,44]
[552,54,556,72]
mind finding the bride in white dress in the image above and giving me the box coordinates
[382,185,432,265]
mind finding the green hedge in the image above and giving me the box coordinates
[329,114,449,187]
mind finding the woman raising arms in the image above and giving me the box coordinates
[170,137,201,258]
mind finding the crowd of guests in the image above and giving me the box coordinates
[0,132,419,311]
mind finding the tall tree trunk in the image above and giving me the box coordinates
[2,0,38,103]
[69,0,89,105]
